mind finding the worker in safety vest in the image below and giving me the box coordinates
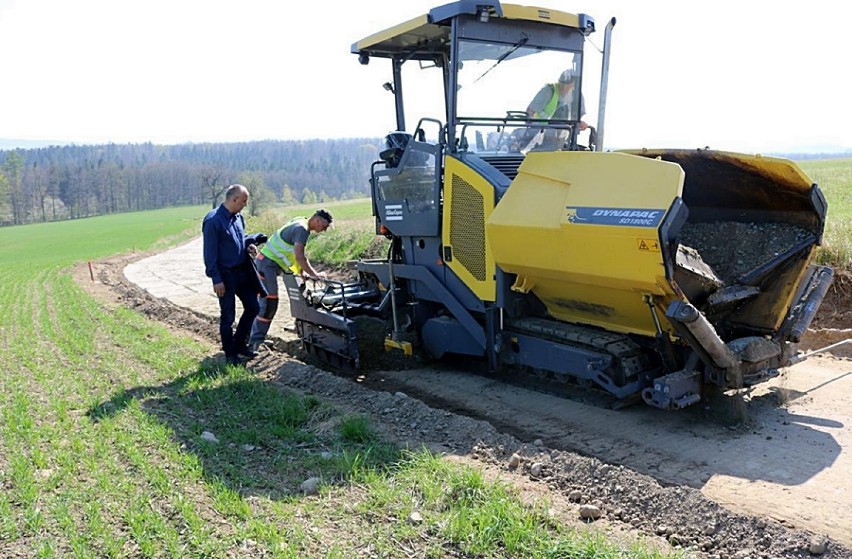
[527,68,587,125]
[248,208,333,352]
[523,68,587,150]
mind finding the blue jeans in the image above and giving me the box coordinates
[218,267,260,357]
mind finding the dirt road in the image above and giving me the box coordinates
[371,358,852,544]
[113,237,852,552]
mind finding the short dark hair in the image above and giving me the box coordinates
[314,208,333,224]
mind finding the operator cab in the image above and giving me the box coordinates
[352,2,607,163]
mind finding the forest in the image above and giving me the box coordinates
[0,139,383,226]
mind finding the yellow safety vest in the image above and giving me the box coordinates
[260,217,307,274]
[531,83,560,119]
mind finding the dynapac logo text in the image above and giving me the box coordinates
[566,206,665,228]
[592,209,660,219]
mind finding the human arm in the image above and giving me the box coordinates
[245,232,267,247]
[243,227,267,259]
[526,84,552,119]
[202,216,224,292]
[294,243,323,279]
[578,93,588,130]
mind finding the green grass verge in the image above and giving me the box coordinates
[799,158,852,268]
[353,452,672,559]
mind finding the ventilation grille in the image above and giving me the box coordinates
[449,174,486,281]
[479,155,525,179]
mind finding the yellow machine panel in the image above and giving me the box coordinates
[487,151,685,336]
[443,156,497,301]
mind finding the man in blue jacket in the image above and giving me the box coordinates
[202,184,267,365]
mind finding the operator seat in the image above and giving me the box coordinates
[379,132,413,168]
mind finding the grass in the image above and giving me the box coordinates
[799,158,852,268]
[0,204,677,557]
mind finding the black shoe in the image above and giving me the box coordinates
[237,345,259,359]
[225,354,243,366]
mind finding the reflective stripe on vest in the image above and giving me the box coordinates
[260,217,307,274]
[532,84,560,119]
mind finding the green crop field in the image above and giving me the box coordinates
[799,158,852,268]
[0,206,205,268]
[0,203,675,557]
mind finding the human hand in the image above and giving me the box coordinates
[578,120,588,131]
[213,282,225,297]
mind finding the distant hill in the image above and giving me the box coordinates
[0,139,383,226]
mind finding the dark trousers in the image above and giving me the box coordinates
[249,255,284,345]
[218,267,260,357]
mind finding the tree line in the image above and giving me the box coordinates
[0,139,383,226]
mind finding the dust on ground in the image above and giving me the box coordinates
[75,245,852,559]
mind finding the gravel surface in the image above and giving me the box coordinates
[679,221,814,284]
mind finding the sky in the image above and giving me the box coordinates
[1,0,850,154]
